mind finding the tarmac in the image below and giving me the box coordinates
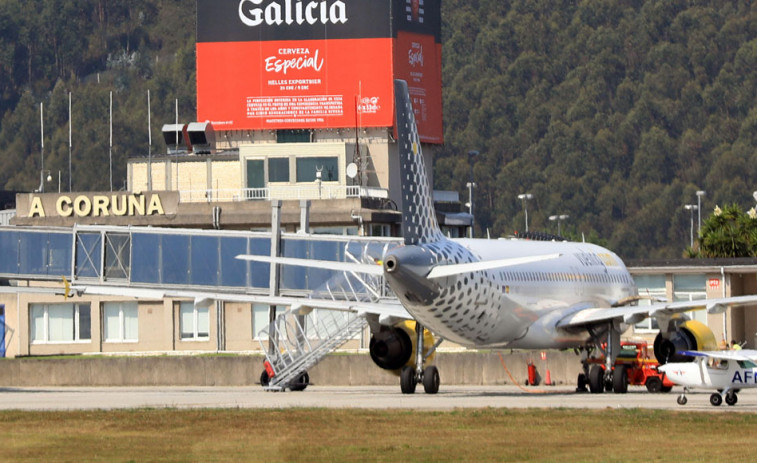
[2,385,757,412]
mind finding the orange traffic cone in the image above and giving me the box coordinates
[545,368,552,386]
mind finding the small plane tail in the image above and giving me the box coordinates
[394,79,444,246]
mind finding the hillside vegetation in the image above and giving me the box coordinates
[1,0,756,258]
[437,0,757,258]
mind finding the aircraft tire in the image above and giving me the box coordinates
[400,366,417,394]
[612,365,628,394]
[645,377,662,393]
[710,393,723,406]
[588,365,604,393]
[289,372,309,392]
[422,365,440,394]
[677,394,687,405]
[726,392,738,406]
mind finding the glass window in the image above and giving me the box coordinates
[19,232,48,275]
[103,302,138,342]
[268,158,290,183]
[296,157,339,182]
[277,129,310,143]
[246,159,265,189]
[0,230,18,274]
[30,303,91,343]
[131,233,159,283]
[105,233,130,280]
[76,232,102,279]
[180,301,210,340]
[190,235,219,286]
[162,235,190,285]
[47,233,72,276]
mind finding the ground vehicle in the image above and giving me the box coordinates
[585,341,674,393]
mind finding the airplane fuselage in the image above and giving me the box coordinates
[383,237,636,349]
[661,360,757,390]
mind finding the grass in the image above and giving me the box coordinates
[3,408,757,462]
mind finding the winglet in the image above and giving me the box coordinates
[394,79,444,246]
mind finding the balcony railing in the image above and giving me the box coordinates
[177,185,387,203]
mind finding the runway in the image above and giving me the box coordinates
[2,385,756,412]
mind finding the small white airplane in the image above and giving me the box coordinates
[659,350,757,406]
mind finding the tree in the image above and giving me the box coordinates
[698,204,757,258]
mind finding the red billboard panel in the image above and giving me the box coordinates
[196,0,443,143]
[197,39,394,130]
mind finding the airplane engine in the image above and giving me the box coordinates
[654,319,718,364]
[369,321,436,374]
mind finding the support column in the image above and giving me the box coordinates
[299,200,311,234]
[268,200,282,357]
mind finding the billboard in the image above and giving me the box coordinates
[196,0,442,143]
[392,0,443,143]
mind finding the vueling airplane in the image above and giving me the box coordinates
[362,80,757,394]
[242,80,757,394]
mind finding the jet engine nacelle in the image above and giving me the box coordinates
[369,321,435,374]
[654,319,717,364]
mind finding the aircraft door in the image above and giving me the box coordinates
[0,304,5,358]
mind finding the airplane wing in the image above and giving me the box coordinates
[71,284,412,320]
[237,255,384,276]
[426,254,561,279]
[556,295,757,329]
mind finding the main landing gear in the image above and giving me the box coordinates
[581,364,628,394]
[676,388,739,406]
[400,322,442,394]
[579,322,628,394]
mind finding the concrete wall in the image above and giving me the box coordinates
[0,351,583,387]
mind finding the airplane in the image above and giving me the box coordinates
[238,79,757,394]
[658,349,757,406]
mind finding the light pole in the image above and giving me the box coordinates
[37,169,52,193]
[684,204,698,248]
[467,150,479,238]
[696,190,705,235]
[549,214,569,236]
[518,193,533,232]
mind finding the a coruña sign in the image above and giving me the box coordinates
[16,191,179,224]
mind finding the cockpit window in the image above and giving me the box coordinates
[738,360,757,369]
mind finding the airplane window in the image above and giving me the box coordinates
[738,360,757,369]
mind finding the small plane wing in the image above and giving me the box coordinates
[556,295,757,329]
[679,349,757,362]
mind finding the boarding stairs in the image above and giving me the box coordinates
[259,241,393,391]
[259,309,368,391]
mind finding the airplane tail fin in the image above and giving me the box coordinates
[394,79,444,246]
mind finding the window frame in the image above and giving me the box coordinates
[30,303,91,344]
[180,301,210,341]
[103,301,139,343]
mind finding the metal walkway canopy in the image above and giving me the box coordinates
[0,225,400,299]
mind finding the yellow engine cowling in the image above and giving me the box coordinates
[369,321,436,375]
[654,319,717,364]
